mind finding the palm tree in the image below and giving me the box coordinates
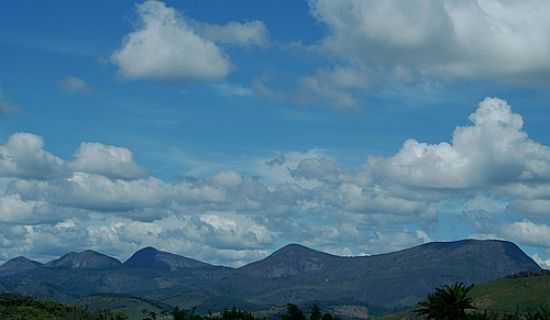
[414,282,476,320]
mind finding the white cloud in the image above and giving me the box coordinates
[211,171,243,188]
[70,142,147,179]
[0,194,64,224]
[112,0,231,81]
[196,20,269,47]
[363,229,431,255]
[463,195,508,228]
[291,157,342,183]
[298,66,368,109]
[532,253,550,269]
[369,98,550,188]
[59,76,91,93]
[0,133,64,179]
[11,173,172,212]
[310,0,550,81]
[336,183,434,217]
[500,220,550,248]
[199,213,274,249]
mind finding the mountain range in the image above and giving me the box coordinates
[0,240,541,312]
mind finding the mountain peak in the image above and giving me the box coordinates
[270,243,337,259]
[3,256,40,265]
[237,243,339,278]
[0,256,42,274]
[124,247,211,271]
[275,243,311,252]
[135,247,159,254]
[46,250,121,269]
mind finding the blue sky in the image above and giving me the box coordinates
[2,0,550,267]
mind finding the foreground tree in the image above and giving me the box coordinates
[310,304,322,320]
[281,304,306,320]
[415,282,475,320]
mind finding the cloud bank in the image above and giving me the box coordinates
[2,97,550,265]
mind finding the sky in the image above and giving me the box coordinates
[2,0,550,267]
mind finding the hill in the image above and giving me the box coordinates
[470,271,550,313]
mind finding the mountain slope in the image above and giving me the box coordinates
[46,250,121,269]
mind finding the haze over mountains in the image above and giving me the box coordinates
[0,240,541,311]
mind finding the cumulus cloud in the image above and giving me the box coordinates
[0,194,64,225]
[199,213,273,249]
[70,142,147,179]
[0,133,64,179]
[336,183,435,217]
[11,173,172,212]
[59,76,92,93]
[310,0,550,81]
[112,0,231,81]
[291,157,342,184]
[369,98,550,188]
[11,172,227,213]
[463,195,508,228]
[211,171,243,188]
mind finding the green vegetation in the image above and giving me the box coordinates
[6,271,550,320]
[469,271,550,313]
[147,304,336,320]
[0,294,128,320]
[80,294,173,320]
[0,294,338,320]
[393,274,550,320]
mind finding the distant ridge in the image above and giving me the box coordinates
[46,250,121,269]
[218,239,540,307]
[0,239,541,309]
[0,256,42,275]
[123,246,212,271]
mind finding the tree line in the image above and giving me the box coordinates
[141,304,338,320]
